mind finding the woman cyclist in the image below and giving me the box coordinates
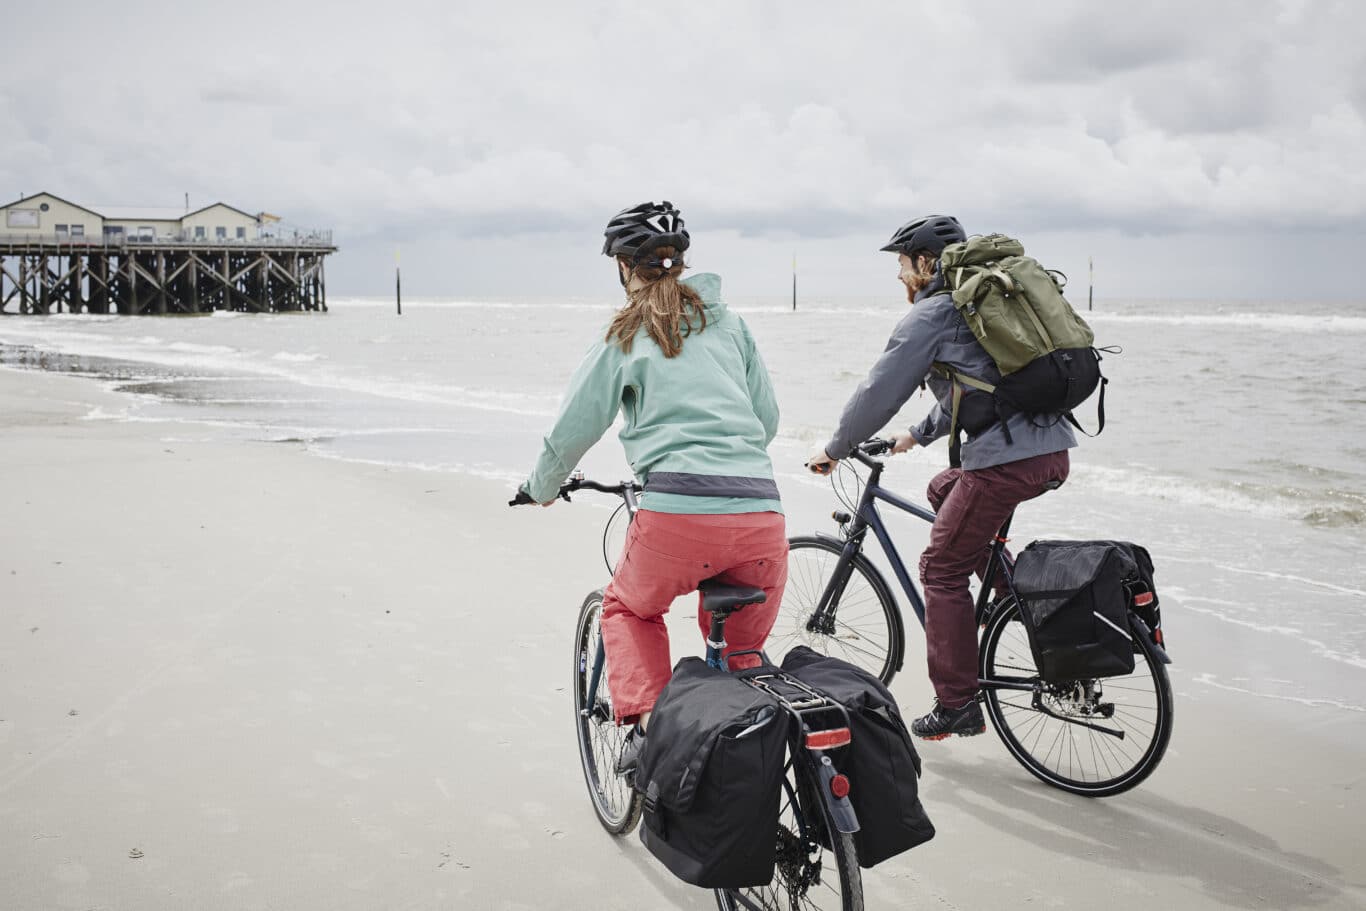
[518,201,787,767]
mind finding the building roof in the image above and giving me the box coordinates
[2,191,261,223]
[95,206,190,222]
[185,202,259,222]
[2,191,105,219]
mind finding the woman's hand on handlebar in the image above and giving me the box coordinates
[890,432,918,455]
[507,487,564,507]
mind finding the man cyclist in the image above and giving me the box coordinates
[807,215,1074,740]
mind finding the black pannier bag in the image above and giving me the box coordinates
[1011,540,1154,681]
[780,646,935,867]
[635,657,787,889]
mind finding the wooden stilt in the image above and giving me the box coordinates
[189,255,199,314]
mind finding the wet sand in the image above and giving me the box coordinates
[2,367,1363,910]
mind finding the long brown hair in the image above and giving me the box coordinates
[605,244,707,358]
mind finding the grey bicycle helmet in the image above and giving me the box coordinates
[879,215,965,256]
[602,201,690,264]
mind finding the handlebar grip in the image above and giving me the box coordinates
[508,489,535,507]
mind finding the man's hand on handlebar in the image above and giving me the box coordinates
[890,432,918,455]
[806,446,837,475]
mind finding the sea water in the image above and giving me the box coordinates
[3,292,1364,714]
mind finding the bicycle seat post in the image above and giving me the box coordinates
[706,608,733,666]
[698,580,767,670]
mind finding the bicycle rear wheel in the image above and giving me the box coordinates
[770,536,903,684]
[573,590,643,833]
[979,597,1174,797]
[714,749,863,911]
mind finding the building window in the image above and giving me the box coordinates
[194,226,206,239]
[55,224,69,238]
[236,226,246,239]
[39,202,50,211]
[216,226,227,239]
[70,224,84,237]
[138,226,154,240]
[6,209,39,228]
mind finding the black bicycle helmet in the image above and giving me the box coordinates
[879,214,965,256]
[602,200,690,264]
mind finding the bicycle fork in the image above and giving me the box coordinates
[584,637,609,722]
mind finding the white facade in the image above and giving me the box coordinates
[0,192,264,242]
[180,203,261,242]
[0,192,104,239]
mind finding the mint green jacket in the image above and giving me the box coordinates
[522,273,781,514]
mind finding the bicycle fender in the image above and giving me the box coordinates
[1130,614,1172,665]
[813,754,860,834]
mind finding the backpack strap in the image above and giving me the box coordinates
[1064,375,1107,437]
[1063,346,1115,437]
[932,364,1012,467]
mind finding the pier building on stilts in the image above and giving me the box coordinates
[0,192,336,315]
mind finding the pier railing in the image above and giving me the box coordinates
[0,230,334,249]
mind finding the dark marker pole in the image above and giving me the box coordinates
[396,247,402,316]
[792,253,797,312]
[1088,256,1094,312]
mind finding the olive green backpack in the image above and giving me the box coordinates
[935,234,1105,465]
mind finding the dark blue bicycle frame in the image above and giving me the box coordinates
[811,450,1028,693]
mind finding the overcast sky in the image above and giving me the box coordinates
[4,0,1364,301]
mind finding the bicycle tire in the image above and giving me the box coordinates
[573,589,643,834]
[773,536,904,685]
[714,748,863,911]
[979,596,1174,797]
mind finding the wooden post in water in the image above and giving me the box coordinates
[395,247,402,316]
[792,253,797,312]
[1088,256,1094,312]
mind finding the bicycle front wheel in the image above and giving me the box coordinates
[715,750,863,911]
[980,597,1174,797]
[770,536,903,684]
[573,590,643,834]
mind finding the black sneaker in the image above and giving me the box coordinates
[614,724,646,780]
[911,698,985,740]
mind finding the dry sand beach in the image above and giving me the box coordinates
[2,366,1364,910]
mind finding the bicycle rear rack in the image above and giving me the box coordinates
[740,670,853,750]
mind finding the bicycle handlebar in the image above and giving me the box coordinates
[806,438,893,475]
[507,474,642,507]
[858,438,893,457]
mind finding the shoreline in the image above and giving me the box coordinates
[2,366,1365,909]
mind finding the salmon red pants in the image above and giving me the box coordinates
[600,509,788,723]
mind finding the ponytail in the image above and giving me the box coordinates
[605,245,707,358]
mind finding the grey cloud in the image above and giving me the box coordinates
[2,0,1364,298]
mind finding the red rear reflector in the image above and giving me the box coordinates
[829,773,851,799]
[1134,592,1154,607]
[806,728,851,750]
[1154,628,1165,645]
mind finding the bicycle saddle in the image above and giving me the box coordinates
[699,579,767,614]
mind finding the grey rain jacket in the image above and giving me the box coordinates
[825,273,1075,471]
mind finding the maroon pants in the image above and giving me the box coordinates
[920,450,1070,707]
[601,509,788,723]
